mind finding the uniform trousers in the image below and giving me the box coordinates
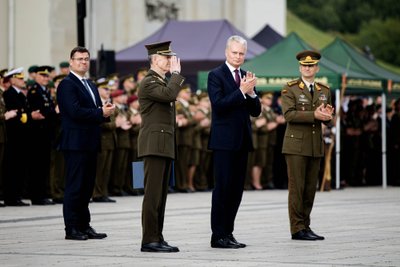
[285,154,321,234]
[211,149,248,239]
[142,156,171,244]
[63,150,97,231]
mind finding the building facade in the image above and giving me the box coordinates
[0,0,285,73]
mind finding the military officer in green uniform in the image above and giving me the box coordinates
[138,41,184,253]
[281,50,334,241]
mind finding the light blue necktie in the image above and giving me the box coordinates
[82,79,96,104]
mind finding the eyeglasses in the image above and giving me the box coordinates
[72,57,90,62]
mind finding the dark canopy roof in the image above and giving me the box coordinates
[321,38,400,95]
[252,24,284,49]
[115,19,266,88]
[116,19,266,62]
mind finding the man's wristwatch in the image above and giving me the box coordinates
[171,71,180,75]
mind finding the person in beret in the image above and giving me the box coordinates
[119,74,136,95]
[92,80,117,203]
[281,50,334,241]
[2,68,31,206]
[138,41,184,253]
[59,61,70,75]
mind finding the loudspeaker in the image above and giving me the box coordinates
[96,50,116,78]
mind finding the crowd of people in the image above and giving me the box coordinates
[0,61,399,208]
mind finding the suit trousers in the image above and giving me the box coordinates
[63,150,97,231]
[285,154,321,234]
[211,149,248,239]
[141,156,171,244]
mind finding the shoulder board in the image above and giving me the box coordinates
[150,74,165,83]
[315,82,330,90]
[287,80,298,87]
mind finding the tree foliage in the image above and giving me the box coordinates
[288,0,400,66]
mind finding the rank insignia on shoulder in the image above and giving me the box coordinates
[316,82,329,90]
[281,89,288,94]
[287,80,298,87]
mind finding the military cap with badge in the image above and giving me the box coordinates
[296,50,321,66]
[145,41,176,56]
[5,67,28,123]
[36,65,54,76]
[5,67,25,79]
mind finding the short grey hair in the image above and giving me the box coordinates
[226,35,247,49]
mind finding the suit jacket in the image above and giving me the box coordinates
[137,69,185,159]
[56,73,105,151]
[281,78,332,157]
[207,63,261,151]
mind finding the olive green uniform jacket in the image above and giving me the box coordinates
[137,70,185,159]
[281,79,331,157]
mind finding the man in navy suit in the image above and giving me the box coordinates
[57,46,115,240]
[207,35,261,249]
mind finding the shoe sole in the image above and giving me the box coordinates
[141,248,178,252]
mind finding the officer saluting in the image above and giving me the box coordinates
[138,41,184,253]
[281,50,334,241]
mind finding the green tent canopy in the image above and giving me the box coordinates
[198,32,383,94]
[321,37,400,95]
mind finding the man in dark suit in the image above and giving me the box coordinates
[138,41,184,253]
[57,46,115,241]
[207,35,261,249]
[281,50,333,241]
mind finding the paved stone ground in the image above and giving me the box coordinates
[1,187,399,267]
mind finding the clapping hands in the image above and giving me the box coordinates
[314,104,334,121]
[239,71,257,96]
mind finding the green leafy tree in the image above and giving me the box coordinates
[352,19,400,65]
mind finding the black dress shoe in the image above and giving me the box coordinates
[211,237,241,249]
[31,199,55,205]
[0,202,5,207]
[306,229,325,240]
[227,234,246,248]
[160,240,179,252]
[291,229,318,241]
[65,228,88,240]
[141,242,179,252]
[5,200,30,206]
[92,196,116,203]
[83,226,107,239]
